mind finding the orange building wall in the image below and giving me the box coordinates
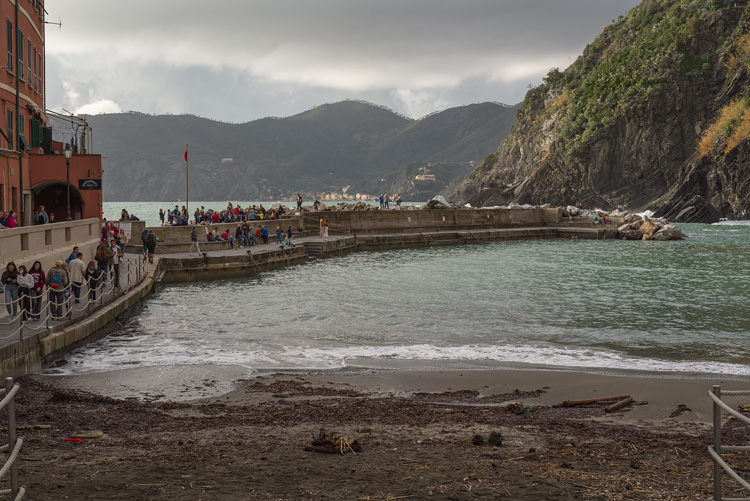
[0,2,104,226]
[28,152,102,221]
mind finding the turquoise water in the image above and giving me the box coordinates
[53,220,750,378]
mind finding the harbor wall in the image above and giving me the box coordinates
[299,207,562,234]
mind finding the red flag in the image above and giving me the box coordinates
[183,148,188,162]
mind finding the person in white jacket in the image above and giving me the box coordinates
[68,252,87,304]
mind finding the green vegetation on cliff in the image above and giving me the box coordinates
[455,0,750,221]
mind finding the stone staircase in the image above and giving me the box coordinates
[303,241,324,260]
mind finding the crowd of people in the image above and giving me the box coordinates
[1,238,124,324]
[159,202,290,226]
[377,193,402,209]
[0,205,56,229]
[198,223,295,252]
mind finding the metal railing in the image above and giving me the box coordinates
[0,377,25,500]
[708,385,750,500]
[0,255,149,342]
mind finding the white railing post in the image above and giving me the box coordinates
[5,377,18,497]
[713,384,722,500]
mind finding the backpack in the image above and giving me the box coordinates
[142,229,149,242]
[48,268,64,289]
[146,233,156,246]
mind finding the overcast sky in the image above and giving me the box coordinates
[44,0,641,123]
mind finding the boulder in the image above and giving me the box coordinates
[624,213,640,223]
[426,195,453,209]
[639,219,659,237]
[619,229,643,240]
[651,224,684,240]
[618,223,631,232]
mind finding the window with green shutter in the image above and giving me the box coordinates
[6,110,12,150]
[6,20,11,72]
[31,119,40,147]
[16,28,22,80]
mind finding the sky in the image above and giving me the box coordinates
[44,0,642,124]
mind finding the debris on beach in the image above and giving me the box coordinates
[304,429,361,455]
[560,394,631,407]
[605,397,634,413]
[557,394,642,413]
[504,402,538,414]
[471,431,503,447]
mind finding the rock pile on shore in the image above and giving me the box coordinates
[617,215,684,240]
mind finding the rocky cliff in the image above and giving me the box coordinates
[453,0,750,222]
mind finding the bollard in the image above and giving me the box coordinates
[713,385,722,500]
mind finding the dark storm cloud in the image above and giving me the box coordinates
[45,0,641,121]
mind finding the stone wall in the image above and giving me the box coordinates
[148,217,303,244]
[300,207,560,234]
[157,246,308,283]
[0,218,101,272]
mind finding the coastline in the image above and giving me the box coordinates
[19,364,741,499]
[37,362,749,426]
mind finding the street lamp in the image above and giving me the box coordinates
[63,143,72,221]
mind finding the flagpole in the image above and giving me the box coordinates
[185,144,189,223]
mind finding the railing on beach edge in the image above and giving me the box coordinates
[0,377,25,499]
[709,385,750,500]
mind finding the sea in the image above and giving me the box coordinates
[50,201,750,383]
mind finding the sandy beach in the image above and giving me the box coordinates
[13,366,750,499]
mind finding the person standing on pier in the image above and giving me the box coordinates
[319,216,325,237]
[68,252,86,304]
[2,262,18,318]
[16,265,33,321]
[85,261,101,301]
[95,240,109,282]
[145,230,157,264]
[34,205,49,225]
[46,260,69,319]
[189,227,201,255]
[159,209,165,226]
[109,239,121,289]
[28,261,45,320]
[296,194,303,211]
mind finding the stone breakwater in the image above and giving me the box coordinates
[617,215,685,241]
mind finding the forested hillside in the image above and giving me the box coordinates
[90,101,518,201]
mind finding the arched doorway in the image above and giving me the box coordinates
[32,181,84,222]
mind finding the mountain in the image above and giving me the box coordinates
[88,101,518,201]
[453,0,750,222]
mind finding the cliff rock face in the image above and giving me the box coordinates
[454,1,750,222]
